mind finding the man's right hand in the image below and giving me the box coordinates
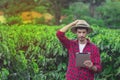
[59,20,79,32]
[69,20,80,27]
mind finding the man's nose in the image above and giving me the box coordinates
[80,33,83,36]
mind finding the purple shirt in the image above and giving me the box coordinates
[56,31,102,80]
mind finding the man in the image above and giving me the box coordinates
[56,20,102,80]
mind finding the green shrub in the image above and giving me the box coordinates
[61,2,89,24]
[0,24,120,80]
[34,17,46,24]
[6,16,22,25]
[81,16,105,27]
[96,1,120,29]
[0,68,9,80]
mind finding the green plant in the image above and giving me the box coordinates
[6,16,22,25]
[96,1,120,29]
[0,24,120,80]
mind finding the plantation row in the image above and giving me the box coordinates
[0,24,120,80]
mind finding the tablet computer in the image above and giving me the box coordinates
[76,52,90,67]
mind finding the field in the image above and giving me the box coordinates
[0,24,120,80]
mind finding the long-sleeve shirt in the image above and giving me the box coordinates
[56,30,102,80]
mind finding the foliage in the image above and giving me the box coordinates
[0,0,119,27]
[61,2,89,24]
[89,26,120,80]
[0,24,120,80]
[61,2,105,26]
[78,0,105,6]
[96,1,120,28]
[6,16,22,25]
[81,16,105,27]
[0,0,36,16]
[62,1,120,29]
[34,6,48,13]
[34,17,46,24]
[62,2,89,17]
[0,68,9,80]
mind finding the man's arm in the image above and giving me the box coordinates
[56,20,79,49]
[83,46,102,72]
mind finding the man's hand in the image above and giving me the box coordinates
[83,60,97,72]
[69,20,79,26]
[59,20,79,32]
[83,60,93,68]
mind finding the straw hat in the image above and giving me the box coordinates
[71,20,93,34]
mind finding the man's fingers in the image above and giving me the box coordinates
[72,20,79,25]
[83,60,93,68]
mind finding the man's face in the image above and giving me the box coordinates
[76,29,87,42]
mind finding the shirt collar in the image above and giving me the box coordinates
[76,38,91,44]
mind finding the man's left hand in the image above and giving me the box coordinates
[83,60,93,69]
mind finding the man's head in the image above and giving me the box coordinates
[71,20,93,42]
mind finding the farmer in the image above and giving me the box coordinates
[56,20,102,80]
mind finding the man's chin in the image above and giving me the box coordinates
[79,38,83,41]
[79,38,86,42]
[80,40,84,42]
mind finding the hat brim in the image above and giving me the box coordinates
[71,26,93,34]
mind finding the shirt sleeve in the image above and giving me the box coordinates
[93,46,102,73]
[56,30,70,49]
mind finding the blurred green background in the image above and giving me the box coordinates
[0,0,120,80]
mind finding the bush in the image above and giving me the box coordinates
[96,1,120,29]
[61,2,89,24]
[34,17,46,24]
[81,16,105,27]
[0,24,120,80]
[6,16,22,25]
